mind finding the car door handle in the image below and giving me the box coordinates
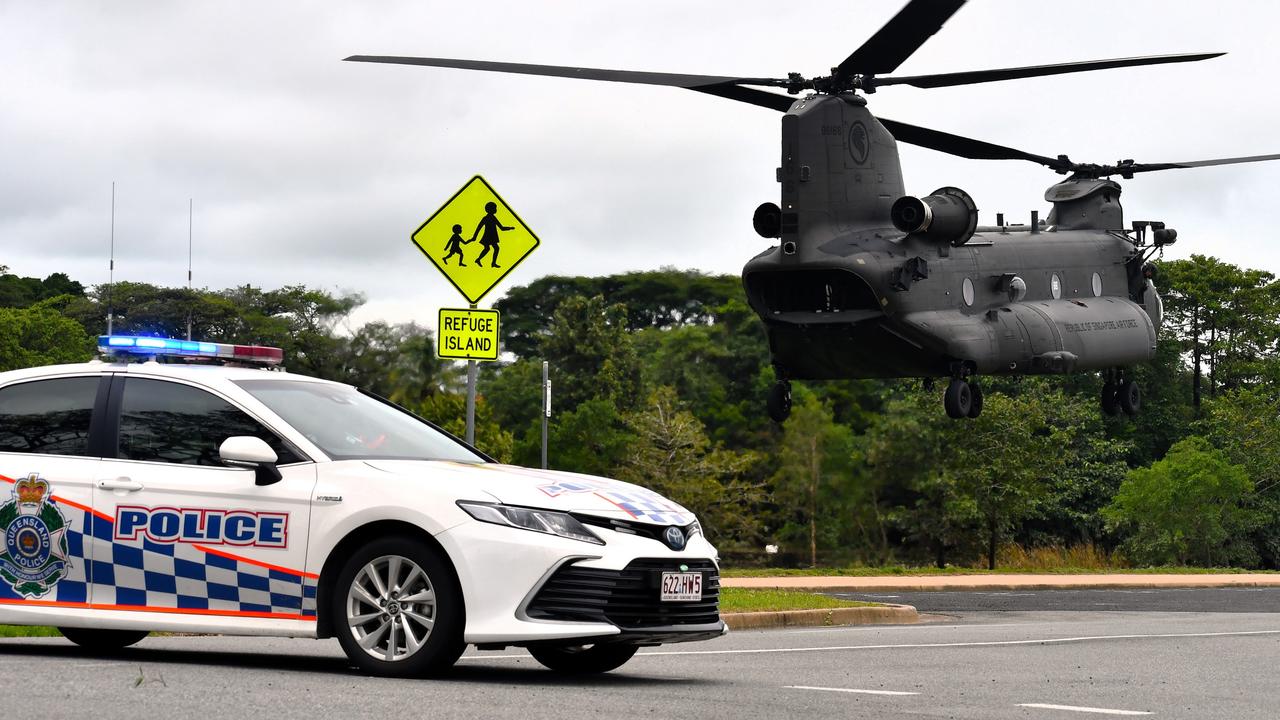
[98,478,144,492]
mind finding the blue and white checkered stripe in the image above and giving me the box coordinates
[62,510,317,617]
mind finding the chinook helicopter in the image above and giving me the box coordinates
[346,0,1280,422]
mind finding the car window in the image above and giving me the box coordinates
[234,378,485,462]
[0,377,100,457]
[117,378,304,467]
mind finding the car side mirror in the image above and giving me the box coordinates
[219,436,283,486]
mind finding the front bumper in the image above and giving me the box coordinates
[436,520,724,646]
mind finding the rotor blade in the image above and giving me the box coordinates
[1125,153,1280,174]
[690,85,797,112]
[875,52,1224,89]
[879,118,1067,169]
[835,0,966,78]
[344,55,782,90]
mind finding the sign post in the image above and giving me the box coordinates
[541,360,550,469]
[412,175,540,444]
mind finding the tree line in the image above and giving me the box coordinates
[2,258,1278,569]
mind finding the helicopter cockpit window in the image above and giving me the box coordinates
[962,277,975,306]
[1092,272,1103,297]
[1051,274,1062,300]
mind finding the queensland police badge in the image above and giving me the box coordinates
[0,474,70,597]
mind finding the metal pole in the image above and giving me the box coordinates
[186,197,193,341]
[541,360,549,469]
[465,303,477,446]
[107,181,115,335]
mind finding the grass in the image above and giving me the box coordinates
[723,543,1279,577]
[0,625,60,637]
[719,587,882,613]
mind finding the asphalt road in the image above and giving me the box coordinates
[831,586,1280,614]
[3,598,1279,719]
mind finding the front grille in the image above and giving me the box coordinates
[526,558,720,627]
[573,514,698,550]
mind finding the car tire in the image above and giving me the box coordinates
[57,627,149,651]
[331,535,465,678]
[528,643,639,674]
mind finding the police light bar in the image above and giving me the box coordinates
[97,335,284,366]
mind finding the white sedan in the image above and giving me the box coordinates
[0,336,724,676]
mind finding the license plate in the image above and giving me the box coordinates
[660,572,702,602]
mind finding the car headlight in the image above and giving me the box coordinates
[688,519,703,540]
[456,501,604,545]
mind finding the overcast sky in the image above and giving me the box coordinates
[4,0,1280,332]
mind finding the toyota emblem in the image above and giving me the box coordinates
[664,526,686,550]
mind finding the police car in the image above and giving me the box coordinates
[0,336,724,676]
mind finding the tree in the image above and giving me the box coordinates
[337,321,460,403]
[495,270,743,357]
[539,294,641,414]
[770,387,855,566]
[1197,388,1280,565]
[409,393,514,463]
[1104,436,1262,566]
[616,386,764,548]
[1160,256,1280,410]
[0,306,93,371]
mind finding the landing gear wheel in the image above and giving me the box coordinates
[944,378,972,419]
[332,536,465,678]
[1118,380,1141,416]
[529,643,639,674]
[1101,381,1120,416]
[57,627,149,651]
[966,382,984,419]
[766,381,792,423]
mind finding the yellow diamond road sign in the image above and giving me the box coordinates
[438,308,500,362]
[412,175,540,305]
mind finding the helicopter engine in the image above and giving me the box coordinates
[890,186,978,246]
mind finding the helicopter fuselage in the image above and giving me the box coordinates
[745,227,1157,380]
[741,93,1158,381]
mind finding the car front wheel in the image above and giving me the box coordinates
[528,643,639,674]
[331,536,465,677]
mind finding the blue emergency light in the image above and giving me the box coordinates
[97,335,284,365]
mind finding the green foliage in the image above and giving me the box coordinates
[770,387,856,566]
[540,294,641,414]
[494,269,743,357]
[10,263,1280,571]
[616,387,764,547]
[0,271,84,308]
[541,399,633,477]
[0,306,93,371]
[338,321,461,403]
[1159,256,1280,408]
[408,393,514,463]
[1104,436,1262,566]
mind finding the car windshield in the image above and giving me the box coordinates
[234,379,485,463]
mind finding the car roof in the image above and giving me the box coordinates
[0,360,344,388]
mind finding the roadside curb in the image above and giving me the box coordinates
[723,603,918,630]
[722,574,1280,594]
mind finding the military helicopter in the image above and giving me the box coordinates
[346,0,1280,422]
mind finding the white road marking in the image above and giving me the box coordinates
[786,685,918,696]
[459,628,1280,661]
[1018,702,1152,715]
